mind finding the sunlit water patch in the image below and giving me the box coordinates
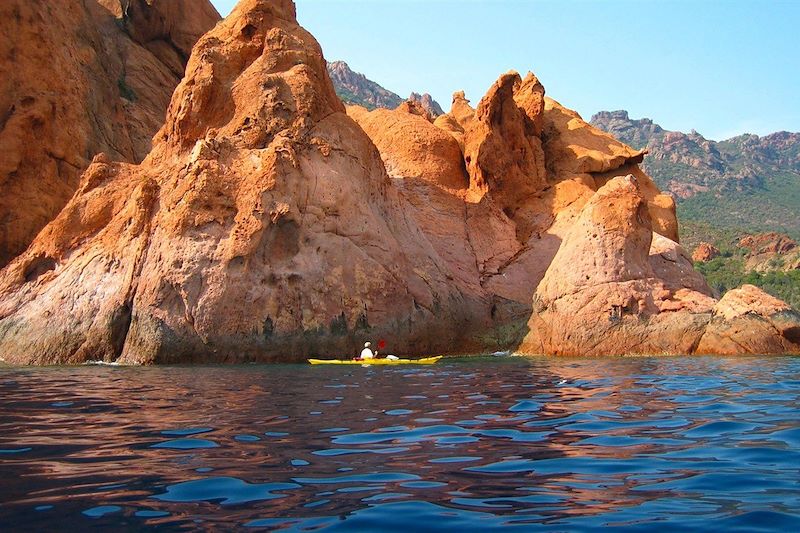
[1,356,799,530]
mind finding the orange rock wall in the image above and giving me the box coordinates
[0,0,219,266]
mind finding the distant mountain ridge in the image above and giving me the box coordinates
[327,60,403,110]
[591,110,800,241]
[326,60,442,117]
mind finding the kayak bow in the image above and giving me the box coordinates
[308,356,442,365]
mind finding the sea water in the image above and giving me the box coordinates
[1,355,799,531]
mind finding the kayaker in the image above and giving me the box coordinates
[359,342,375,360]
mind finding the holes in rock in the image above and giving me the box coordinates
[263,317,274,339]
[109,303,133,357]
[30,116,44,132]
[355,312,370,331]
[261,219,300,263]
[329,313,348,336]
[24,255,56,283]
[241,24,257,39]
[783,326,800,345]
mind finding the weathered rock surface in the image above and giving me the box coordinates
[692,242,721,263]
[395,99,436,122]
[351,71,689,343]
[347,105,467,190]
[696,285,800,354]
[1,0,796,364]
[0,0,220,267]
[518,176,799,356]
[0,0,476,365]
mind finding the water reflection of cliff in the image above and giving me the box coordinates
[1,357,798,529]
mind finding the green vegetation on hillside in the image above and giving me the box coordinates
[333,87,377,110]
[677,170,800,241]
[591,110,800,245]
[695,256,800,311]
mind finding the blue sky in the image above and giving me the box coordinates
[210,0,800,140]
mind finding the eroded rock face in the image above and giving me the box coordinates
[354,70,682,316]
[463,72,547,228]
[2,0,796,364]
[0,0,473,365]
[696,285,800,354]
[518,176,799,356]
[346,105,467,190]
[350,60,798,357]
[0,0,220,267]
[395,99,435,122]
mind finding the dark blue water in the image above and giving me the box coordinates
[1,356,799,531]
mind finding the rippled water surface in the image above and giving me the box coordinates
[2,356,800,531]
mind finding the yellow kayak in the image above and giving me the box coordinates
[308,356,443,365]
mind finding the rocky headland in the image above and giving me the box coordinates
[0,0,797,364]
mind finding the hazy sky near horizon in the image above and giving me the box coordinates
[210,0,800,140]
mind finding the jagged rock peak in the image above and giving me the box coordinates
[326,60,403,110]
[408,92,444,117]
[591,110,630,121]
[513,72,546,136]
[155,0,342,155]
[464,70,547,206]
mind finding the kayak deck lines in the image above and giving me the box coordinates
[308,356,443,365]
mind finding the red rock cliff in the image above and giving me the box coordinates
[0,0,475,365]
[0,0,220,267]
[0,0,797,364]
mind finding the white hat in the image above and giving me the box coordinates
[364,342,371,347]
